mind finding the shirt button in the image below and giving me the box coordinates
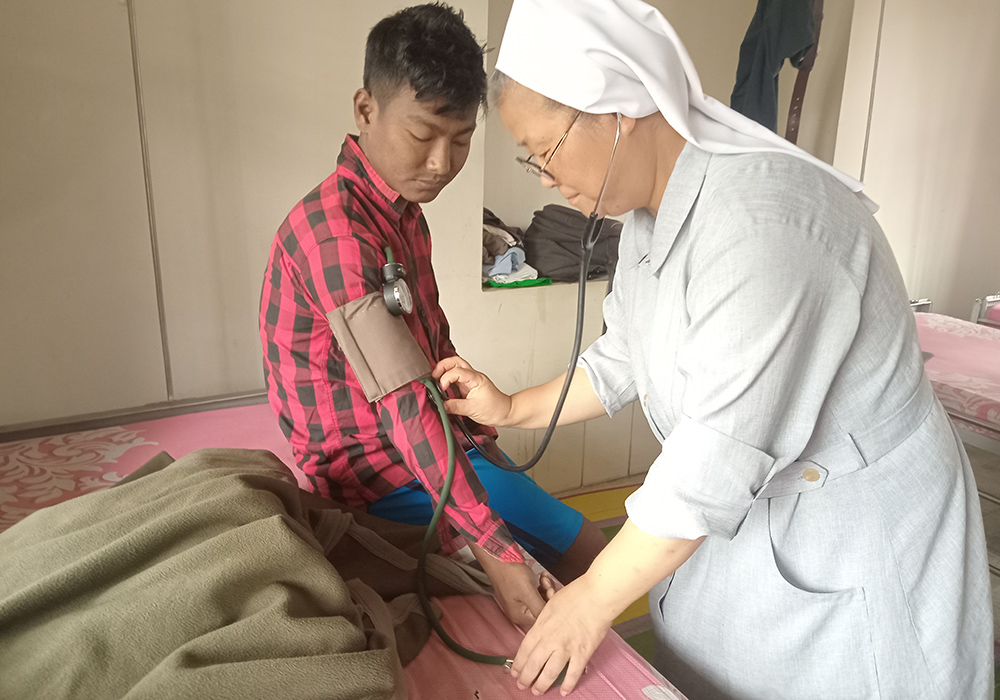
[643,394,648,406]
[802,468,821,482]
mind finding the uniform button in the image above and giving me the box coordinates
[802,468,821,482]
[643,394,648,406]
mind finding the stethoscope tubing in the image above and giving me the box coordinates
[452,213,603,472]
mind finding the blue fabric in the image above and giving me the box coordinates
[368,448,584,566]
[484,246,526,277]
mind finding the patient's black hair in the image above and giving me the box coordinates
[364,3,487,115]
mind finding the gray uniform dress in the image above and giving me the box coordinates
[579,143,993,699]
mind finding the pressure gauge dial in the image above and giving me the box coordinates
[384,278,413,316]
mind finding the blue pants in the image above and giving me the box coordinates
[368,448,584,567]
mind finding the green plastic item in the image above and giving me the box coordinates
[483,277,553,288]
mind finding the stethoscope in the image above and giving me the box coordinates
[382,113,622,681]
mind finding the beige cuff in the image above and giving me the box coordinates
[327,293,432,403]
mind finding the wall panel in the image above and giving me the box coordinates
[133,0,427,399]
[0,0,166,426]
[839,0,1000,318]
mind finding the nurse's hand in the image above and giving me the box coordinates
[433,356,514,427]
[511,574,615,695]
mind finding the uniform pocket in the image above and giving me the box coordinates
[718,500,881,699]
[650,494,884,699]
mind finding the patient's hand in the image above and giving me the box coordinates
[538,570,558,601]
[433,356,513,427]
[470,544,547,631]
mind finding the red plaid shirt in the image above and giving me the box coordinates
[260,135,521,562]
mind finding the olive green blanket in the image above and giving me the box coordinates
[0,448,491,699]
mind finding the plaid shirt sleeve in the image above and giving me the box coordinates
[303,230,523,563]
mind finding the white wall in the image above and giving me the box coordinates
[836,0,1000,319]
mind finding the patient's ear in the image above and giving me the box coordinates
[354,88,378,133]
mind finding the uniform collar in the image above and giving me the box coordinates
[341,135,421,220]
[647,141,711,273]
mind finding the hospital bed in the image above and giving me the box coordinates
[971,292,1000,329]
[0,420,688,700]
[915,312,1000,447]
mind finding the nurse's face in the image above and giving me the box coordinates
[499,83,633,218]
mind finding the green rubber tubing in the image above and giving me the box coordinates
[417,378,569,688]
[417,377,510,667]
[385,248,499,663]
[391,239,566,686]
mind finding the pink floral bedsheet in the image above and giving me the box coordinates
[916,313,1000,438]
[0,404,295,533]
[0,427,156,532]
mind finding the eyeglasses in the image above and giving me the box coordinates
[515,110,582,181]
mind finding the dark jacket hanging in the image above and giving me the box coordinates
[730,0,815,132]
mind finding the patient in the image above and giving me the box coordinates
[258,3,605,630]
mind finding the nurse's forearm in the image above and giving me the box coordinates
[505,369,607,429]
[580,519,703,620]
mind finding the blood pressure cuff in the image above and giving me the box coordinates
[327,293,432,403]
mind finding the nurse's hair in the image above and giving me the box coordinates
[491,70,598,122]
[364,3,487,115]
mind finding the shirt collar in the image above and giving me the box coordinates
[341,135,421,220]
[647,141,711,273]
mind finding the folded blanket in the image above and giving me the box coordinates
[0,448,492,700]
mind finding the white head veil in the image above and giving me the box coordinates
[495,0,876,212]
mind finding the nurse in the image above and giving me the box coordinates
[433,0,993,697]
